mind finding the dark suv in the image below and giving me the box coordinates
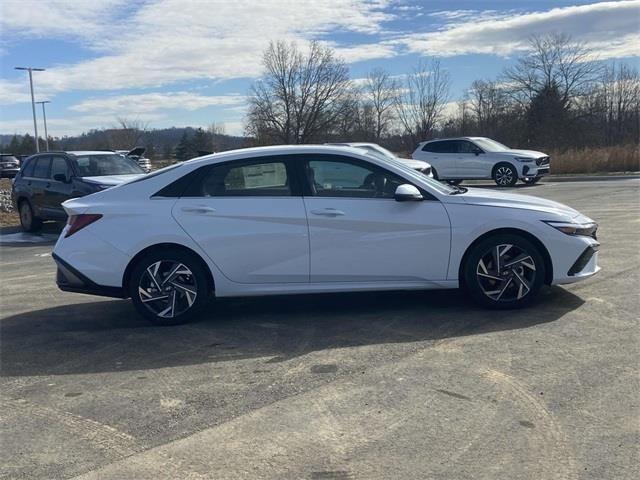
[12,151,145,232]
[0,153,21,178]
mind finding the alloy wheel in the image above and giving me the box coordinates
[138,260,198,318]
[476,243,537,302]
[495,166,515,186]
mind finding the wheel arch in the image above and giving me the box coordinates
[122,242,215,295]
[458,228,553,285]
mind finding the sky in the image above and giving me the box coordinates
[0,0,638,138]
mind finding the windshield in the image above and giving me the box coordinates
[72,154,145,176]
[473,138,510,152]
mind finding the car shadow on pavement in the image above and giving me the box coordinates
[0,223,63,246]
[0,287,583,377]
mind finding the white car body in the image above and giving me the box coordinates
[52,145,598,321]
[412,137,550,183]
[327,142,433,177]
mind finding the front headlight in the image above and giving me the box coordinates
[544,220,598,238]
[515,156,534,162]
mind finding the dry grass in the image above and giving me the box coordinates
[550,144,640,174]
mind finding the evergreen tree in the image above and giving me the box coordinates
[525,83,570,150]
[174,131,192,161]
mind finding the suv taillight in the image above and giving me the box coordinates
[65,214,102,238]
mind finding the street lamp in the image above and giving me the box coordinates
[15,66,45,153]
[35,101,51,151]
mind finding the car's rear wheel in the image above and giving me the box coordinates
[129,249,212,325]
[446,179,463,186]
[463,234,545,309]
[19,200,42,232]
[493,163,518,187]
[522,177,541,185]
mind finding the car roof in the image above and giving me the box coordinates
[184,144,371,166]
[66,150,117,155]
[422,137,488,144]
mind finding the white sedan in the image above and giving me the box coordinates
[52,145,599,325]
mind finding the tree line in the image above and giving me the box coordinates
[246,34,639,155]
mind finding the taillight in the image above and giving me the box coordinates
[65,214,102,237]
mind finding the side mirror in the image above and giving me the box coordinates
[53,173,70,183]
[473,147,483,156]
[394,184,423,202]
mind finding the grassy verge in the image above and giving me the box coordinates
[0,178,19,227]
[549,144,639,174]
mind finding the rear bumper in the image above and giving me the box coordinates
[53,252,127,298]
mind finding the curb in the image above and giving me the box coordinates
[542,174,640,182]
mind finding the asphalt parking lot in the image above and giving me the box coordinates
[1,179,638,480]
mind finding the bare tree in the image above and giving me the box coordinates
[246,41,352,144]
[394,59,450,145]
[467,79,509,137]
[363,68,399,141]
[503,33,601,108]
[109,117,148,148]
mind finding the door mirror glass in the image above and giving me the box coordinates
[394,184,423,202]
[53,173,70,183]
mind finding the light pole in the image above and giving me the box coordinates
[15,66,45,153]
[35,101,51,151]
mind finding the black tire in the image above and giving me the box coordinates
[129,249,213,325]
[19,200,43,233]
[493,163,518,187]
[446,179,463,186]
[462,233,546,309]
[430,167,439,180]
[522,177,541,185]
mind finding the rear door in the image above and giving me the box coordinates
[301,154,451,283]
[43,155,74,219]
[172,156,310,284]
[422,141,458,178]
[28,156,51,216]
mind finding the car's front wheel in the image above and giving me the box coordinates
[19,200,42,232]
[493,163,518,187]
[129,249,212,325]
[463,234,546,309]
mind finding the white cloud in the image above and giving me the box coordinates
[70,92,246,114]
[0,0,396,102]
[397,1,640,59]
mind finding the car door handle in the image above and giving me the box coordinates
[310,208,345,217]
[181,206,217,214]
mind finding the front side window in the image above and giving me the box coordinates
[306,157,405,199]
[32,157,51,178]
[72,154,144,177]
[456,140,478,154]
[50,157,70,180]
[189,160,291,197]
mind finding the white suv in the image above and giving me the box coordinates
[412,137,550,187]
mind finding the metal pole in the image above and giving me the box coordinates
[15,67,45,153]
[27,70,39,152]
[37,101,51,151]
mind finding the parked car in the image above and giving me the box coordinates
[12,151,146,232]
[328,142,433,177]
[0,153,21,178]
[412,137,550,187]
[115,147,152,172]
[52,145,599,325]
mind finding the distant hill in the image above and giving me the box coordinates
[0,127,250,158]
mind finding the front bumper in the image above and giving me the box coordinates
[522,165,550,178]
[552,240,601,285]
[53,252,126,298]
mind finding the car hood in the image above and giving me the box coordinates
[455,187,581,218]
[397,157,430,169]
[80,174,144,186]
[494,149,547,158]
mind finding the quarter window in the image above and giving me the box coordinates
[306,157,405,199]
[189,160,291,197]
[32,157,51,178]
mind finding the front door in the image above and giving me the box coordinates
[172,157,309,284]
[302,155,451,283]
[43,155,74,219]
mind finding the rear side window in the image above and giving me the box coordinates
[21,158,36,177]
[32,157,51,178]
[184,160,291,197]
[422,141,456,153]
